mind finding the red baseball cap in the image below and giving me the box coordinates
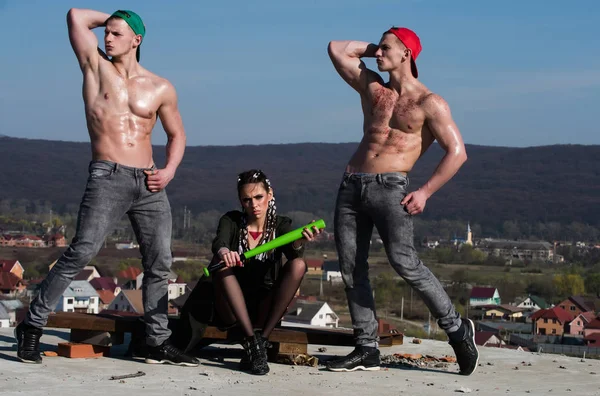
[385,27,422,78]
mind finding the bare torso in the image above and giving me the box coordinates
[83,55,168,168]
[347,79,435,174]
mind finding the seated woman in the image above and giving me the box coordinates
[211,169,320,375]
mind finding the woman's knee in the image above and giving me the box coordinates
[288,258,307,278]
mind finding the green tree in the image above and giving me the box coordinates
[553,273,585,297]
[585,273,600,297]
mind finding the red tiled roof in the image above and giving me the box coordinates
[568,296,595,312]
[96,290,116,305]
[586,317,600,330]
[470,287,497,299]
[497,304,526,313]
[530,306,573,323]
[89,277,117,292]
[306,259,324,269]
[573,311,597,324]
[474,331,499,346]
[73,269,94,281]
[17,235,42,241]
[117,267,142,281]
[584,333,600,344]
[0,272,24,290]
[0,260,18,272]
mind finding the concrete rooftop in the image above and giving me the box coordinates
[1,327,599,396]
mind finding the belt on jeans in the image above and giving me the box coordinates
[344,172,407,183]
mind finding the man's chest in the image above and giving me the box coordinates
[366,88,425,131]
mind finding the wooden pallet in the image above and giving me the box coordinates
[45,312,403,362]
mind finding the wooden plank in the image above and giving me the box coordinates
[70,329,124,346]
[44,312,403,348]
[46,312,142,333]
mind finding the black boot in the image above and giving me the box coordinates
[241,333,269,375]
[240,332,271,370]
[15,322,43,364]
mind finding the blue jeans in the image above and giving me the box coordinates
[26,160,173,346]
[334,172,461,346]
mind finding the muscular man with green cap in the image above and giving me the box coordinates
[14,8,198,367]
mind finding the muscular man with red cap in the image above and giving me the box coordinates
[326,27,478,375]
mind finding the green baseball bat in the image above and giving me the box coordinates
[203,219,326,276]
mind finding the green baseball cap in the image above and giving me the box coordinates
[111,10,145,61]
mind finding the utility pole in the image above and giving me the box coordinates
[400,296,404,320]
[183,206,187,230]
[319,275,323,298]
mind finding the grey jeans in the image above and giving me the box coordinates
[334,172,461,346]
[26,160,173,347]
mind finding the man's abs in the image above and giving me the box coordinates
[86,105,156,168]
[346,128,429,174]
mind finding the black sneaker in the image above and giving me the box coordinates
[14,322,43,364]
[326,346,380,372]
[449,319,479,375]
[241,334,269,375]
[145,339,200,367]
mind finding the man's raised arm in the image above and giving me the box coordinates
[66,8,110,72]
[327,40,380,93]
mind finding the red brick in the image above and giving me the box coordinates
[57,342,110,359]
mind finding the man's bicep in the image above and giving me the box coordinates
[67,10,100,71]
[425,95,465,152]
[158,85,185,139]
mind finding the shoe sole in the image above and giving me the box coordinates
[461,319,479,376]
[14,328,42,364]
[145,358,199,367]
[327,365,380,372]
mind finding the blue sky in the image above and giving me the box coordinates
[1,0,599,147]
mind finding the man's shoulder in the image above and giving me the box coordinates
[419,91,450,115]
[144,70,173,91]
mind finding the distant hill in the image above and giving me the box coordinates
[1,136,599,228]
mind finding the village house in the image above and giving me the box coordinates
[557,296,595,318]
[13,235,45,248]
[0,272,27,296]
[322,261,342,283]
[89,277,119,294]
[43,233,67,247]
[583,317,600,339]
[531,306,573,336]
[568,311,597,336]
[0,304,9,328]
[0,235,16,247]
[483,304,526,321]
[56,281,99,314]
[474,331,506,347]
[516,295,549,312]
[281,299,339,328]
[476,239,556,262]
[0,259,25,279]
[469,287,501,307]
[105,289,144,314]
[96,290,116,311]
[0,299,25,327]
[118,266,143,289]
[305,259,324,275]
